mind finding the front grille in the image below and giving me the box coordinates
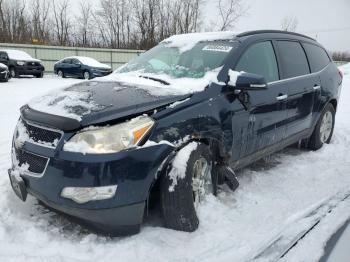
[22,120,62,147]
[15,149,48,174]
[25,61,41,67]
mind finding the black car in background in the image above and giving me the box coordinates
[8,30,342,235]
[54,56,112,80]
[0,50,45,78]
[0,63,9,82]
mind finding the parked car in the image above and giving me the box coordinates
[8,30,342,236]
[0,50,44,78]
[54,56,112,80]
[0,63,9,82]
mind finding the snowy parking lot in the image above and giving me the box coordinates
[0,65,349,262]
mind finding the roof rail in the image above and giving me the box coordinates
[237,30,316,41]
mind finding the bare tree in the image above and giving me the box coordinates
[30,0,51,44]
[52,0,71,46]
[281,16,298,32]
[215,0,246,31]
[76,0,93,47]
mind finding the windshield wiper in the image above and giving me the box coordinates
[139,75,170,85]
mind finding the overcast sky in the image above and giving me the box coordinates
[71,0,349,52]
[204,0,350,52]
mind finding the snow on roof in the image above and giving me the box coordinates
[162,31,238,53]
[64,56,111,69]
[1,50,40,62]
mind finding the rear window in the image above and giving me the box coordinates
[303,43,330,73]
[277,41,310,79]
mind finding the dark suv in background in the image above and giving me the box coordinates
[8,30,342,235]
[54,56,112,79]
[0,50,45,78]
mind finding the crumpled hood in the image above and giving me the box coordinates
[26,80,189,130]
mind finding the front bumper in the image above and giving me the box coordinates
[91,70,112,77]
[15,65,44,76]
[10,133,174,235]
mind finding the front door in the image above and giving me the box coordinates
[233,41,288,159]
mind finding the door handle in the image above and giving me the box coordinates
[313,85,321,90]
[276,94,288,101]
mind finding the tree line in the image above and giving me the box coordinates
[0,0,245,50]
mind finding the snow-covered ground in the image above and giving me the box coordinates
[0,66,349,262]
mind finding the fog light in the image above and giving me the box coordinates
[61,185,117,204]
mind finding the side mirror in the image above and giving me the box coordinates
[228,72,267,91]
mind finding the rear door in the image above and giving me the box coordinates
[275,40,317,137]
[234,41,288,158]
[70,59,82,77]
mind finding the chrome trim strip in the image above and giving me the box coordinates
[268,63,330,85]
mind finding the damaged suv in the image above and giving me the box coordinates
[9,30,342,235]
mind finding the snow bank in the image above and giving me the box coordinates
[65,56,111,69]
[162,31,237,53]
[339,63,350,75]
[28,89,103,121]
[168,142,198,192]
[2,50,40,62]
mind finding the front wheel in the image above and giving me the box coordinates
[160,142,213,232]
[57,70,65,78]
[308,103,335,150]
[35,72,44,78]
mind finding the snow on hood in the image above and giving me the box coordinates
[101,67,224,97]
[0,63,7,69]
[66,56,111,69]
[161,31,238,53]
[28,85,105,121]
[3,50,41,62]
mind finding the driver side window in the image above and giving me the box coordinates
[235,41,279,83]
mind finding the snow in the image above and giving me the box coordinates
[1,50,41,62]
[0,63,7,69]
[162,31,237,53]
[103,68,223,96]
[28,85,103,121]
[228,69,243,86]
[168,142,198,192]
[0,65,349,261]
[63,56,111,69]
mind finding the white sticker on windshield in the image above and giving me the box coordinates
[202,45,233,52]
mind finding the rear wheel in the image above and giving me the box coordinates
[35,72,44,78]
[9,67,18,78]
[160,143,213,232]
[308,103,335,150]
[83,71,91,80]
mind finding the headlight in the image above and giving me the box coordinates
[63,115,154,154]
[16,61,25,66]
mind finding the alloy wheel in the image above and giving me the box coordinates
[319,111,333,143]
[192,157,212,210]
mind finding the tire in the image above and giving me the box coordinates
[308,103,335,150]
[83,71,91,80]
[57,70,65,78]
[160,142,213,232]
[35,72,44,78]
[9,67,18,78]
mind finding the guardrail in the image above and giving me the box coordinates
[0,43,143,73]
